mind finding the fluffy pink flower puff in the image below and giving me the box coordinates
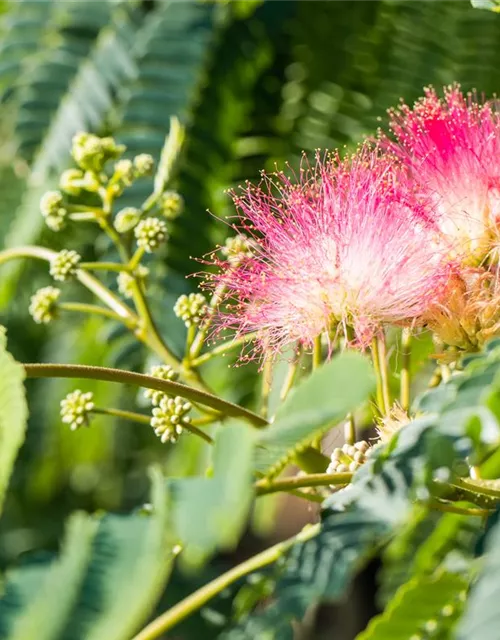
[209,147,451,358]
[386,85,500,263]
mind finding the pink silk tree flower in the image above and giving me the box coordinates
[386,85,500,263]
[209,148,451,357]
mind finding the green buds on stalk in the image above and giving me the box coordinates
[174,293,208,328]
[221,233,253,266]
[109,159,135,197]
[133,153,155,177]
[327,440,371,474]
[151,396,192,443]
[114,207,142,233]
[134,217,168,253]
[143,364,179,406]
[49,249,81,282]
[71,132,125,173]
[60,389,94,431]
[40,190,68,231]
[116,266,149,299]
[59,169,85,196]
[159,190,184,220]
[29,286,61,324]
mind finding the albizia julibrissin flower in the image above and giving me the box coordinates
[208,148,451,356]
[386,85,500,263]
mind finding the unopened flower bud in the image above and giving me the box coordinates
[113,159,134,187]
[221,234,253,266]
[60,389,94,430]
[134,217,168,253]
[327,439,371,476]
[71,132,125,172]
[159,191,184,220]
[173,293,208,327]
[59,169,84,196]
[144,364,179,405]
[114,207,141,233]
[81,170,101,193]
[117,266,149,299]
[133,153,155,177]
[150,396,191,443]
[40,190,68,231]
[29,286,61,324]
[49,249,81,282]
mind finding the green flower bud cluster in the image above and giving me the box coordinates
[71,132,125,173]
[221,234,253,266]
[49,249,81,282]
[174,293,208,328]
[29,286,61,324]
[159,190,184,220]
[133,154,155,177]
[327,440,371,474]
[143,364,179,406]
[134,217,168,253]
[60,389,94,431]
[116,266,149,299]
[114,207,142,233]
[150,396,192,443]
[40,191,68,231]
[59,168,100,196]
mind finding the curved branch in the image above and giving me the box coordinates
[23,363,268,427]
[132,523,320,640]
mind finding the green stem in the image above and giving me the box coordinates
[371,336,390,415]
[77,270,138,325]
[128,246,145,271]
[92,407,151,424]
[279,346,302,402]
[59,302,124,324]
[452,477,500,500]
[189,280,227,360]
[371,337,384,414]
[94,407,213,444]
[260,357,273,420]
[344,413,356,445]
[128,280,180,371]
[183,423,214,444]
[429,499,491,518]
[23,363,268,427]
[186,325,197,353]
[400,328,411,412]
[255,472,352,496]
[131,523,320,640]
[0,246,202,388]
[79,262,127,273]
[377,334,391,414]
[0,246,138,324]
[99,218,130,263]
[312,335,322,370]
[189,332,258,367]
[191,415,219,427]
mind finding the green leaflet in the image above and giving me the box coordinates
[356,572,468,640]
[457,514,500,640]
[171,421,256,568]
[254,351,375,476]
[0,328,28,515]
[0,469,174,640]
[4,513,98,640]
[471,0,500,11]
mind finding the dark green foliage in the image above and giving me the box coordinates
[0,470,173,640]
[3,2,500,639]
[223,346,500,636]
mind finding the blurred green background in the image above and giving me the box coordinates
[0,0,500,636]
